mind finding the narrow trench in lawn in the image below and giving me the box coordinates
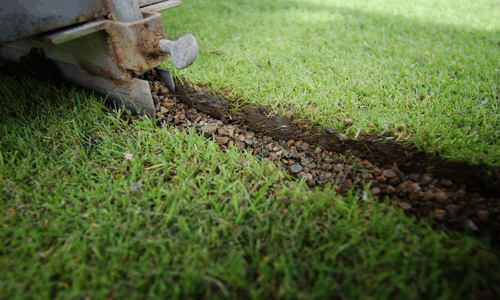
[138,68,500,246]
[3,55,499,246]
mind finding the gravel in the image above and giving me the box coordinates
[142,69,500,240]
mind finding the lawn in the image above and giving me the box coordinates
[1,0,500,299]
[164,0,500,167]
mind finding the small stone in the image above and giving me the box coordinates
[341,179,353,191]
[410,174,421,182]
[445,205,458,218]
[217,128,228,136]
[439,179,453,187]
[286,139,295,148]
[465,219,479,231]
[407,182,421,194]
[382,169,397,178]
[199,124,217,138]
[246,132,255,139]
[389,177,401,185]
[314,147,322,155]
[472,197,485,203]
[370,187,381,195]
[307,180,316,188]
[447,218,461,225]
[238,135,246,142]
[433,209,447,221]
[362,160,373,169]
[235,141,246,150]
[324,172,333,179]
[420,174,433,185]
[343,118,354,127]
[301,143,310,151]
[195,115,202,123]
[457,189,466,198]
[421,190,434,201]
[334,164,344,172]
[396,184,408,196]
[164,101,176,110]
[215,136,229,145]
[375,175,387,183]
[400,202,412,211]
[477,210,489,223]
[434,192,448,203]
[290,164,303,174]
[384,185,396,194]
[244,138,253,146]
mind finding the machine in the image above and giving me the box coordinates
[0,0,198,116]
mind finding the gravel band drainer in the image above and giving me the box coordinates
[138,69,500,245]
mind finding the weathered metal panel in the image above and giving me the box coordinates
[55,60,156,116]
[108,0,142,23]
[0,0,110,44]
[140,1,181,14]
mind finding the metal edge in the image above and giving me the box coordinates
[140,1,182,13]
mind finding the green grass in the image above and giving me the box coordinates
[162,0,500,167]
[1,75,500,299]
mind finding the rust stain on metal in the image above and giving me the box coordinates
[101,23,134,88]
[131,19,169,63]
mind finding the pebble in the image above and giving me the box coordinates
[400,202,412,211]
[382,170,397,178]
[434,192,448,204]
[384,185,396,194]
[343,118,354,127]
[341,179,353,191]
[407,182,421,194]
[244,138,253,146]
[445,205,458,218]
[215,136,229,145]
[465,219,479,231]
[420,174,433,185]
[410,174,421,182]
[439,179,453,187]
[433,209,447,221]
[290,164,303,174]
[235,141,246,150]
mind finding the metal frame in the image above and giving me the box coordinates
[0,0,195,116]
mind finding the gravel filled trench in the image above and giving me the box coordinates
[147,69,500,242]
